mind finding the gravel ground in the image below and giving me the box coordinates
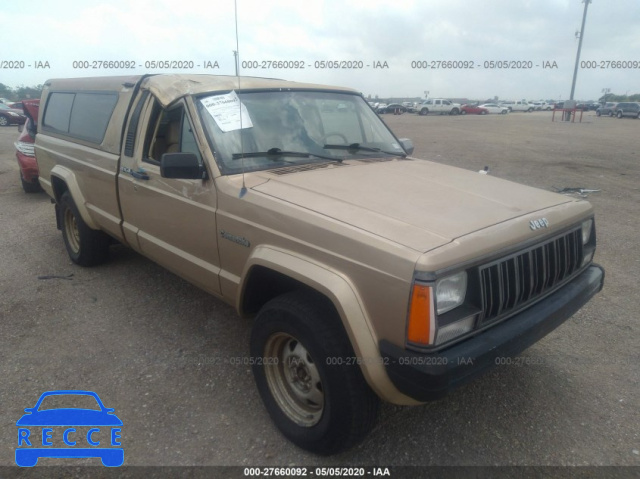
[0,111,638,471]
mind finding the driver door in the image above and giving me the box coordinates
[118,93,221,295]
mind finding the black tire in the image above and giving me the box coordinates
[450,108,459,115]
[0,115,9,127]
[20,172,42,193]
[419,108,429,116]
[250,291,379,455]
[60,191,110,266]
[460,110,467,115]
[480,110,487,115]
[501,110,508,114]
[616,111,622,118]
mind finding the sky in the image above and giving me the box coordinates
[2,0,639,101]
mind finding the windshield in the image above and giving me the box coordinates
[196,90,405,174]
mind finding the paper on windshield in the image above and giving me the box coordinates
[200,91,253,132]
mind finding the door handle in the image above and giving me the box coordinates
[130,169,149,180]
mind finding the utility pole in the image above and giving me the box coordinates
[570,0,592,100]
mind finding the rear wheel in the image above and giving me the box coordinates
[60,191,110,266]
[0,115,9,126]
[250,291,379,455]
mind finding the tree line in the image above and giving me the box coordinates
[0,83,44,101]
[599,93,640,103]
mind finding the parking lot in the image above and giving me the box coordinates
[0,111,638,469]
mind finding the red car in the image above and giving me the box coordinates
[460,104,489,115]
[15,100,41,193]
[0,102,27,126]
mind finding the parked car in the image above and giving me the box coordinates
[478,103,509,114]
[15,100,41,192]
[402,102,417,113]
[34,74,603,455]
[417,99,461,115]
[503,100,534,112]
[596,102,617,117]
[0,103,26,126]
[375,103,388,113]
[460,104,488,115]
[378,103,407,114]
[614,102,640,119]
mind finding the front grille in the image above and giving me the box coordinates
[479,228,583,323]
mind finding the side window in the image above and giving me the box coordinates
[42,91,117,143]
[144,100,202,165]
[43,93,74,132]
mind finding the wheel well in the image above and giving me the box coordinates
[51,176,69,203]
[241,266,326,316]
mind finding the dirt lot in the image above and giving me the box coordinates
[0,111,638,470]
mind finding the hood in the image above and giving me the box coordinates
[252,159,573,252]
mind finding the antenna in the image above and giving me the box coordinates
[235,0,247,198]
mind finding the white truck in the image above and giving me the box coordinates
[417,99,461,115]
[501,100,534,112]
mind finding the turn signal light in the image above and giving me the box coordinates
[407,284,434,345]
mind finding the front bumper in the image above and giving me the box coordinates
[380,264,604,402]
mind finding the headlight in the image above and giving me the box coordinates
[581,219,593,245]
[435,271,467,314]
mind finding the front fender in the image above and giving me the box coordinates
[240,245,421,405]
[50,165,99,230]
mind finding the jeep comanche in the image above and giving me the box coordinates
[34,74,604,454]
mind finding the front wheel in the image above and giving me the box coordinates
[450,108,459,115]
[419,108,429,116]
[250,291,379,455]
[60,191,110,266]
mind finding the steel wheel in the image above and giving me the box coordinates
[64,207,81,254]
[264,332,324,427]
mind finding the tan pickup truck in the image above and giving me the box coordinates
[35,74,604,454]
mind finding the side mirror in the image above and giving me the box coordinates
[398,138,414,156]
[160,152,208,180]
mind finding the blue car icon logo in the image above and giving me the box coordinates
[16,390,123,467]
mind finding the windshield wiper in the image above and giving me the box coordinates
[232,147,342,163]
[323,143,406,157]
[232,148,309,160]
